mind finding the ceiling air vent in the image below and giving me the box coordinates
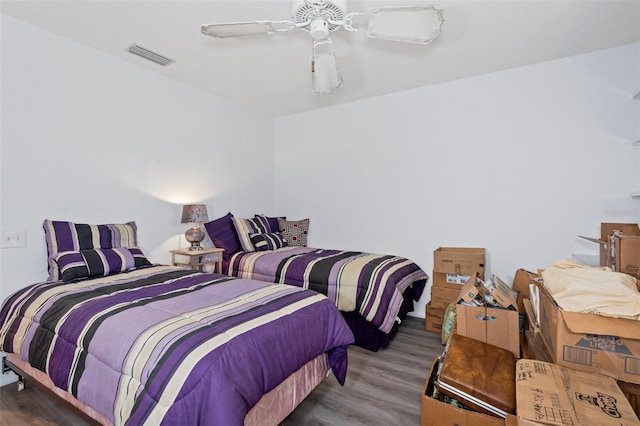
[127,44,175,66]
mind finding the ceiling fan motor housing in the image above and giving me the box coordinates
[292,0,347,34]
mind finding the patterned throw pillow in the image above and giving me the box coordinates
[43,219,138,281]
[53,247,151,283]
[277,218,309,247]
[232,216,271,252]
[249,232,288,251]
[203,213,242,261]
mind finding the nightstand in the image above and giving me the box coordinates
[170,247,224,273]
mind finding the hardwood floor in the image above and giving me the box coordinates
[0,317,443,426]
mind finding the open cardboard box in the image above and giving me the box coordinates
[455,275,520,357]
[534,279,640,384]
[580,222,640,278]
[421,356,513,426]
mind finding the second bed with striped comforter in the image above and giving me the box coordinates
[225,247,428,334]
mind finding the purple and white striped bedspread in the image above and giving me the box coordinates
[0,265,354,425]
[225,247,428,333]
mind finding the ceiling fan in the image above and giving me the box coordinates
[201,0,444,95]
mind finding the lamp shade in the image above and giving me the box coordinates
[181,204,209,224]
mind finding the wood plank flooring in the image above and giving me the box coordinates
[0,317,443,426]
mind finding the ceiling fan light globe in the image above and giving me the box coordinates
[309,18,329,40]
[311,38,343,94]
[365,6,444,44]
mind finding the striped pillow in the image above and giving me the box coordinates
[249,232,288,251]
[43,219,139,281]
[232,216,271,252]
[53,247,151,283]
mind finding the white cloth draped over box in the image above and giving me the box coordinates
[542,260,640,320]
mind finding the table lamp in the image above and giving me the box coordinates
[181,204,209,251]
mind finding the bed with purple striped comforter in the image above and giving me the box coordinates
[225,247,428,334]
[0,265,354,425]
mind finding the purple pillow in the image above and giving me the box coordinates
[204,212,242,260]
[53,247,151,283]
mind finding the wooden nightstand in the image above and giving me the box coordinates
[170,248,224,273]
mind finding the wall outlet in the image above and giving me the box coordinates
[1,229,27,248]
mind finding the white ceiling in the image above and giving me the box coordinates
[3,1,640,117]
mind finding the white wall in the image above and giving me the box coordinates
[0,16,275,385]
[274,43,640,319]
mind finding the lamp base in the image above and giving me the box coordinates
[185,227,205,251]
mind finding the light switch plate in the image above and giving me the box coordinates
[1,229,27,248]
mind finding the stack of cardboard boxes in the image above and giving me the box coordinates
[422,263,640,425]
[420,232,640,424]
[425,247,486,333]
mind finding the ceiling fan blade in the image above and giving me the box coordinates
[344,6,444,44]
[311,38,343,95]
[201,20,296,39]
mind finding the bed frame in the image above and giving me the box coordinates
[3,356,102,425]
[3,353,330,425]
[343,279,425,351]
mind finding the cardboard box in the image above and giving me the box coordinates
[536,280,640,384]
[426,302,445,333]
[421,357,508,426]
[430,285,460,309]
[433,247,486,277]
[456,304,520,358]
[522,298,538,333]
[512,269,538,312]
[580,222,640,278]
[516,359,640,425]
[455,276,520,357]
